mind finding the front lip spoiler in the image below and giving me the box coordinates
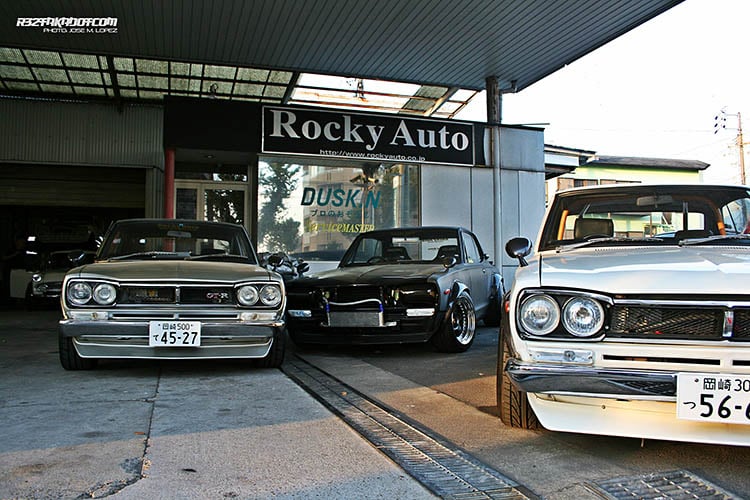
[505,358,677,401]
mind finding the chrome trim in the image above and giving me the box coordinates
[613,298,750,308]
[518,288,614,305]
[505,358,676,401]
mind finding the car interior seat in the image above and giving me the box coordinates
[434,244,460,262]
[573,218,614,239]
[383,246,411,261]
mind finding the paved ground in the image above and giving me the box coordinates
[0,309,434,499]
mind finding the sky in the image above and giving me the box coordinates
[455,0,749,184]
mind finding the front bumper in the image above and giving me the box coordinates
[60,319,284,359]
[505,358,676,400]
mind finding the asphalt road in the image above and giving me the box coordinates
[2,308,749,499]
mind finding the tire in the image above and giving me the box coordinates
[431,294,476,353]
[256,328,286,368]
[59,334,97,370]
[497,321,539,429]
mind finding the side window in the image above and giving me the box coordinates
[461,232,481,264]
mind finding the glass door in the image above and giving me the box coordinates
[175,181,249,229]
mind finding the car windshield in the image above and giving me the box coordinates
[539,185,750,251]
[340,229,460,266]
[98,220,257,263]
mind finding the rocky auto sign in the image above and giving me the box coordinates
[262,106,475,166]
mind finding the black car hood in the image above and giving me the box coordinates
[292,263,448,287]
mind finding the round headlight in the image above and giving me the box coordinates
[259,284,282,307]
[67,281,92,306]
[93,283,117,305]
[237,285,259,306]
[562,296,604,337]
[519,294,560,335]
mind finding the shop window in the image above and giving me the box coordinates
[257,159,419,261]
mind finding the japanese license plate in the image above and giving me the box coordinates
[149,321,201,347]
[676,372,750,425]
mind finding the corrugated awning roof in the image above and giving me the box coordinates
[585,156,710,171]
[0,0,682,117]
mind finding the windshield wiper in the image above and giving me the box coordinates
[678,234,750,246]
[109,251,185,260]
[556,237,663,252]
[187,253,248,261]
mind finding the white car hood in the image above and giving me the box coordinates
[539,245,750,295]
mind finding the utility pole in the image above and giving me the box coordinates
[715,109,747,185]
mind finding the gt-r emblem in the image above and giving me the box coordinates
[206,292,230,303]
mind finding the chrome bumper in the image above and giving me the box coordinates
[505,358,676,400]
[60,319,284,360]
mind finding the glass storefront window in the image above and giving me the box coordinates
[257,158,419,261]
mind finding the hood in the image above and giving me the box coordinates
[539,246,750,295]
[293,263,448,287]
[67,260,277,283]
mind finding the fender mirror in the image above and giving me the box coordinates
[441,256,457,269]
[505,237,532,267]
[267,254,283,267]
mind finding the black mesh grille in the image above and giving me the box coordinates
[609,306,722,339]
[734,309,750,340]
[119,286,175,304]
[329,286,382,303]
[181,286,235,305]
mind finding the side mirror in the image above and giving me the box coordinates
[296,261,310,275]
[505,237,532,267]
[267,254,283,267]
[441,256,457,269]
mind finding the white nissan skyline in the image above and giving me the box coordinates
[499,183,750,446]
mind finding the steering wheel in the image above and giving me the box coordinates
[367,256,385,264]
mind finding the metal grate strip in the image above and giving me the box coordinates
[590,469,741,500]
[283,357,534,500]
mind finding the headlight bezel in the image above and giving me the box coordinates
[515,289,610,340]
[236,282,284,308]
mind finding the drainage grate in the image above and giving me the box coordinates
[590,470,741,500]
[283,357,534,500]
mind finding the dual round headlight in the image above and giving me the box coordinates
[237,284,282,307]
[519,294,604,337]
[67,282,117,306]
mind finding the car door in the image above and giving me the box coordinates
[460,230,491,314]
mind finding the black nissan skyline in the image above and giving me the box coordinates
[285,226,503,352]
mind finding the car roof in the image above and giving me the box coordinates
[357,226,469,238]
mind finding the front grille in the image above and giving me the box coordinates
[119,286,175,304]
[735,310,750,339]
[118,285,236,305]
[327,285,382,303]
[181,286,235,304]
[609,305,750,341]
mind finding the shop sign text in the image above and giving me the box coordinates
[262,106,475,166]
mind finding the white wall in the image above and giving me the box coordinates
[421,125,546,289]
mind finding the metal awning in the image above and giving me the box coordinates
[0,0,682,117]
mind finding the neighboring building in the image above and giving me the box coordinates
[544,153,711,238]
[547,154,710,204]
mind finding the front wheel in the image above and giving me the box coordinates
[256,328,286,368]
[431,294,476,353]
[59,334,97,370]
[497,323,539,429]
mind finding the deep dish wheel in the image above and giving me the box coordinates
[497,324,539,429]
[432,294,476,353]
